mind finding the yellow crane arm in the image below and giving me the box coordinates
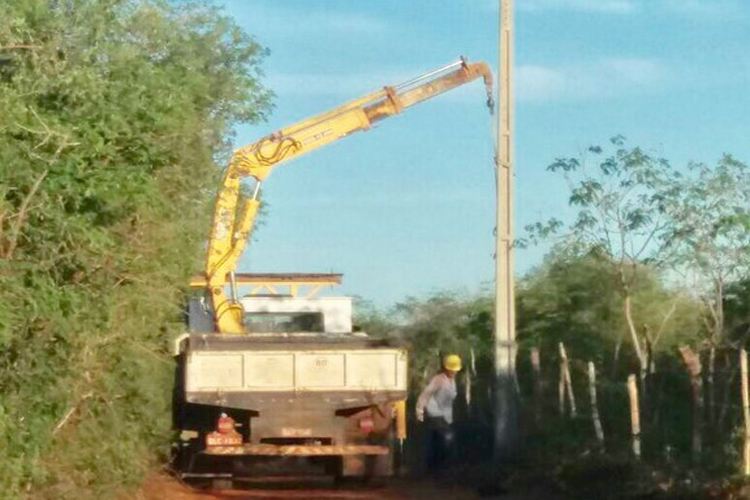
[203,57,493,334]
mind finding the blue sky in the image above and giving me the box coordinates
[220,0,750,307]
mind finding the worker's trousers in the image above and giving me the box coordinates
[424,416,455,472]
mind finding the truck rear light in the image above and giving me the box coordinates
[206,413,243,447]
[217,413,235,434]
[358,417,374,434]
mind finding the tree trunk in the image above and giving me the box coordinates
[531,347,542,426]
[624,294,648,382]
[559,342,576,417]
[707,345,716,426]
[558,347,566,417]
[588,361,604,448]
[678,345,703,461]
[612,333,623,378]
[740,349,750,476]
[718,352,737,429]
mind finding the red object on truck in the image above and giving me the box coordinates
[217,413,235,434]
[206,413,242,447]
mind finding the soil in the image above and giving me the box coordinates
[132,473,567,500]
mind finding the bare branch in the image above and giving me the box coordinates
[702,292,720,335]
[15,108,80,163]
[624,291,646,371]
[0,209,5,255]
[653,298,680,348]
[52,391,94,436]
[4,169,48,260]
[632,217,666,261]
[701,311,714,338]
[0,44,41,51]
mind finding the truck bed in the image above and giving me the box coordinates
[183,333,408,411]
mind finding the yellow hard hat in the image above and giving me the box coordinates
[443,354,462,372]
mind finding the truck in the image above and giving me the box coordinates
[173,58,494,484]
[174,274,408,482]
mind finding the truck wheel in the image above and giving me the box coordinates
[325,456,343,478]
[336,456,368,484]
[391,434,405,477]
[370,429,399,478]
[173,440,199,477]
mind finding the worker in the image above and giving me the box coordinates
[416,353,462,472]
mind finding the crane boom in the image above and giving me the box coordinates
[199,57,493,334]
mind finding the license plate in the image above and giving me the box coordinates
[281,427,312,437]
[206,431,243,447]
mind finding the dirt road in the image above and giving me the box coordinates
[136,474,484,500]
[134,473,568,500]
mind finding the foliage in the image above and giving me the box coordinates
[351,296,396,338]
[0,1,271,497]
[523,137,684,376]
[517,247,700,366]
[355,292,494,396]
[369,144,750,493]
[390,292,493,386]
[660,155,750,344]
[522,136,677,262]
[724,278,750,343]
[661,156,750,285]
[515,249,706,466]
[516,142,750,483]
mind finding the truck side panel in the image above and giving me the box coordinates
[186,348,407,393]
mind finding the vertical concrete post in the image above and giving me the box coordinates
[494,0,518,459]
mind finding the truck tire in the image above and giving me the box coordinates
[173,443,197,475]
[370,427,399,478]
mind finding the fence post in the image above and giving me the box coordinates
[627,374,641,460]
[741,349,750,475]
[559,342,577,417]
[588,361,604,447]
[678,345,703,460]
[558,347,566,416]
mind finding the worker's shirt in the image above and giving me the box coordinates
[416,373,457,424]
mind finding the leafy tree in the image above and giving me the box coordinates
[355,291,494,406]
[518,247,700,370]
[0,1,271,497]
[389,292,491,385]
[724,278,750,342]
[659,155,750,420]
[524,137,682,380]
[351,296,396,338]
[660,155,750,346]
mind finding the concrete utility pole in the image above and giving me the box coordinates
[494,0,518,458]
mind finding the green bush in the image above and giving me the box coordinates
[0,1,271,497]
